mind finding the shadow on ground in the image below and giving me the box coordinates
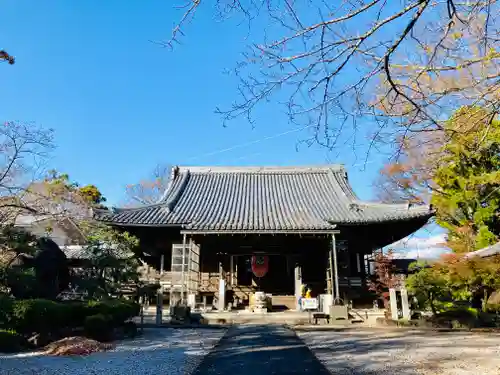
[191,325,332,375]
[299,328,500,374]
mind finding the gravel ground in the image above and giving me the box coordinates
[0,328,226,375]
[297,327,500,375]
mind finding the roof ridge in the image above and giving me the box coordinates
[164,169,190,212]
[175,165,345,174]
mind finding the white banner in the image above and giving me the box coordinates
[301,298,318,310]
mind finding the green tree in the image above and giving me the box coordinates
[0,226,39,298]
[406,261,449,315]
[43,171,107,208]
[78,185,106,207]
[407,254,500,314]
[444,254,500,310]
[71,222,141,299]
[379,106,500,253]
[431,107,500,253]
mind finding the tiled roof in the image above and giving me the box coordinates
[464,242,500,258]
[62,245,88,259]
[96,165,433,232]
[61,245,133,260]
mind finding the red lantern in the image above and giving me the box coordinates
[251,255,269,277]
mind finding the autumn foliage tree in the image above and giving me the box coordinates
[42,170,107,211]
[406,253,500,314]
[367,249,398,310]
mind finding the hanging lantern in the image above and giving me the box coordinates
[251,255,269,278]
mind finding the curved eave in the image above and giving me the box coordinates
[327,205,435,226]
[93,206,182,227]
[335,213,434,250]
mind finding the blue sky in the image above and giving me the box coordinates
[1,1,444,254]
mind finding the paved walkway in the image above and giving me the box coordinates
[191,325,331,375]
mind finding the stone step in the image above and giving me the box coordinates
[271,295,296,310]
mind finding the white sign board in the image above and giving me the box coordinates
[301,298,318,310]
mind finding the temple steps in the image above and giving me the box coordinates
[271,295,296,311]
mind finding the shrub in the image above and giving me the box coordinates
[122,321,138,338]
[0,329,27,353]
[109,300,140,324]
[86,300,140,325]
[84,314,113,342]
[0,294,14,327]
[53,299,139,330]
[440,306,479,319]
[431,306,480,329]
[11,299,63,334]
[59,301,91,328]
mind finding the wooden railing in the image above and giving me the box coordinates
[338,276,363,288]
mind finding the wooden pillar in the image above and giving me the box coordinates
[218,257,225,310]
[180,233,187,303]
[187,238,193,294]
[331,234,339,302]
[294,260,302,310]
[230,255,234,286]
[155,285,163,325]
[235,256,238,285]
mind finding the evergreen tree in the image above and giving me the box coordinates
[431,107,500,253]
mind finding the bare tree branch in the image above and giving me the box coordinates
[123,163,172,206]
[165,0,500,161]
[0,122,55,223]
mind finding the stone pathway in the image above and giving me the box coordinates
[191,325,331,375]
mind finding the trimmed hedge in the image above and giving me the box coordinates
[84,314,113,342]
[122,321,138,338]
[0,294,14,327]
[11,299,63,335]
[0,329,27,353]
[2,298,139,338]
[85,300,140,326]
